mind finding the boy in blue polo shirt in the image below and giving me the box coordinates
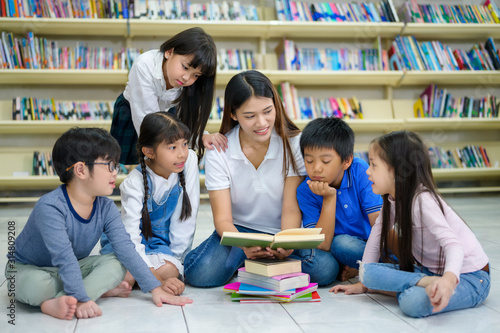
[295,117,382,282]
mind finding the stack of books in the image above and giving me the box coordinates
[223,258,320,303]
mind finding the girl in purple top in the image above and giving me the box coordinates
[331,131,490,318]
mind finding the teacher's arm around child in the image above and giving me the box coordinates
[183,70,307,288]
[6,128,191,321]
[331,131,490,318]
[101,112,199,296]
[110,27,226,165]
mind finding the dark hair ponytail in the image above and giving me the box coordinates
[178,170,192,220]
[139,152,153,240]
[137,112,193,240]
[160,27,217,161]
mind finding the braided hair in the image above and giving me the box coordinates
[137,112,192,240]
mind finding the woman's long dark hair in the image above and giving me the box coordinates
[372,131,444,272]
[137,112,192,240]
[219,70,301,177]
[160,27,217,161]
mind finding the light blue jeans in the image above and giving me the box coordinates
[289,248,339,286]
[360,262,491,318]
[330,234,366,269]
[184,225,260,288]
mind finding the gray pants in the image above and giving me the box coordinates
[6,253,126,306]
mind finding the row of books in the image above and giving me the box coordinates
[277,82,363,121]
[223,258,320,303]
[32,151,55,176]
[414,84,499,118]
[12,97,114,121]
[355,145,494,169]
[0,31,141,70]
[0,0,130,18]
[428,145,494,169]
[401,0,500,24]
[217,49,255,71]
[31,150,129,177]
[276,0,399,22]
[389,36,500,71]
[133,0,260,21]
[0,0,260,20]
[276,38,388,72]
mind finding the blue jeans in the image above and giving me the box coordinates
[184,226,257,288]
[289,248,339,286]
[360,262,491,318]
[330,234,366,269]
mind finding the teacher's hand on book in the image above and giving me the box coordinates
[266,247,294,260]
[242,246,274,259]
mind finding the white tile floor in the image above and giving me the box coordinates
[0,194,499,333]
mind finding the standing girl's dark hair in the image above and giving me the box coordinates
[371,131,445,273]
[160,27,217,160]
[219,70,301,177]
[137,112,193,240]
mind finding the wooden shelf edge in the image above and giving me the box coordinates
[0,69,128,85]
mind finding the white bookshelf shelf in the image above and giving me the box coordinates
[0,69,128,85]
[401,23,500,40]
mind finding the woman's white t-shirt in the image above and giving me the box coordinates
[205,126,306,234]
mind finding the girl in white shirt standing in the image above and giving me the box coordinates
[101,112,199,295]
[111,27,227,165]
[331,131,490,318]
[184,70,306,288]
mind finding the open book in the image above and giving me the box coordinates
[220,228,324,249]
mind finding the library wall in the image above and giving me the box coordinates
[1,0,500,200]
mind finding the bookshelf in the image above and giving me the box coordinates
[1,3,500,201]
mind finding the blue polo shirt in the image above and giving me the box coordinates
[297,157,382,240]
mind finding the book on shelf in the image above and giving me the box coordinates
[389,35,500,72]
[428,145,493,169]
[399,1,498,24]
[275,1,399,22]
[217,49,255,71]
[413,84,499,118]
[220,228,324,250]
[0,31,141,70]
[32,151,55,176]
[223,281,318,302]
[277,82,364,121]
[237,267,310,292]
[135,0,260,21]
[275,37,386,72]
[12,97,114,121]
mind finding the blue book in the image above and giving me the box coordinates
[238,283,296,295]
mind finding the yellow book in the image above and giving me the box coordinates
[220,228,324,250]
[29,97,35,120]
[414,98,424,118]
[349,97,363,119]
[336,97,347,118]
[244,258,302,277]
[484,3,500,23]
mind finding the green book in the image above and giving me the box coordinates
[220,228,324,250]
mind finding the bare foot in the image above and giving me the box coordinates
[41,296,77,320]
[341,266,359,282]
[102,281,132,298]
[76,300,102,319]
[416,275,439,288]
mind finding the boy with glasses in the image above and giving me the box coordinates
[6,127,191,320]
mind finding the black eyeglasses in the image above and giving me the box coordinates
[66,161,119,173]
